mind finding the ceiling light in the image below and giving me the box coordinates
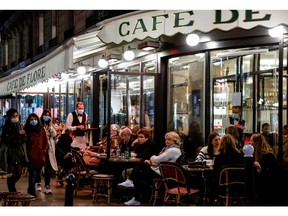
[98,56,108,68]
[186,33,200,46]
[138,41,160,51]
[77,66,86,75]
[107,53,121,64]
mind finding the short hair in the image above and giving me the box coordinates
[165,131,181,145]
[76,102,84,108]
[262,123,270,129]
[119,127,133,137]
[137,128,150,138]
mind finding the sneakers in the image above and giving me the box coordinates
[118,179,134,188]
[124,197,140,206]
[45,185,52,194]
[35,183,42,192]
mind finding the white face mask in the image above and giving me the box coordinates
[232,113,240,119]
[11,117,19,123]
[77,109,84,115]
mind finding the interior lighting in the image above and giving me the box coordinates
[186,33,200,46]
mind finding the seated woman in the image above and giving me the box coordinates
[209,134,244,203]
[250,133,277,205]
[124,131,181,206]
[195,131,220,162]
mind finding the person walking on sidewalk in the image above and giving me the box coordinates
[35,109,58,194]
[1,108,28,192]
[24,113,48,197]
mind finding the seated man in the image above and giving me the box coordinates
[118,128,159,188]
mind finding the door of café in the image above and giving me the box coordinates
[93,70,156,149]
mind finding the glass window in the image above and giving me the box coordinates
[83,78,92,124]
[68,82,75,113]
[168,54,205,137]
[60,83,67,123]
[143,60,156,73]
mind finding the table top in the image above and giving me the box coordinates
[183,165,213,172]
[108,157,142,163]
[0,172,12,179]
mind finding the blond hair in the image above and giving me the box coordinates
[165,131,181,145]
[218,134,241,154]
[251,133,275,162]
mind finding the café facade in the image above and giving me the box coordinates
[0,10,287,161]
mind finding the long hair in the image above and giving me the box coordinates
[251,133,275,162]
[206,131,219,158]
[225,125,239,141]
[218,134,241,154]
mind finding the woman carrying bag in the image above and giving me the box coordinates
[1,108,28,192]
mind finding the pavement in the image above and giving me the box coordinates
[0,174,132,207]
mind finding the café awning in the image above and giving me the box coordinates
[0,40,73,96]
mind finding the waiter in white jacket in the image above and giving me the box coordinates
[66,102,88,149]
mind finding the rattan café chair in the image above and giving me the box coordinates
[159,161,200,205]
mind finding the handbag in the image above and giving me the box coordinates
[0,143,8,171]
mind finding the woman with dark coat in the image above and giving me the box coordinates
[24,113,48,196]
[2,108,27,192]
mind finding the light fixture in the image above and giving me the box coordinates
[268,25,285,38]
[186,33,200,46]
[98,55,108,68]
[106,53,121,64]
[77,66,86,75]
[138,41,160,51]
[123,46,135,61]
[61,72,69,79]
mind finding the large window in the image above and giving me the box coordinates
[211,46,284,142]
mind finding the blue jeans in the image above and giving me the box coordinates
[27,167,42,196]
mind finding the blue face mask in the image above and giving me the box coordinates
[43,116,50,122]
[30,120,38,126]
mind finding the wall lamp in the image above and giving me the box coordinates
[98,55,108,68]
[123,46,135,61]
[138,41,160,51]
[61,72,69,79]
[77,65,86,75]
[268,25,285,38]
[186,33,200,46]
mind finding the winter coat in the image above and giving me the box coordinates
[44,124,58,171]
[26,125,48,168]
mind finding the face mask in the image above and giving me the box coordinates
[232,113,240,119]
[11,117,19,123]
[43,116,50,122]
[30,120,38,126]
[77,109,84,115]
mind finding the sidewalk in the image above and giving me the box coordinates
[0,174,125,206]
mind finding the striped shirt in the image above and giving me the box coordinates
[195,146,219,162]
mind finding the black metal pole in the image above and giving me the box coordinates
[65,173,75,206]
